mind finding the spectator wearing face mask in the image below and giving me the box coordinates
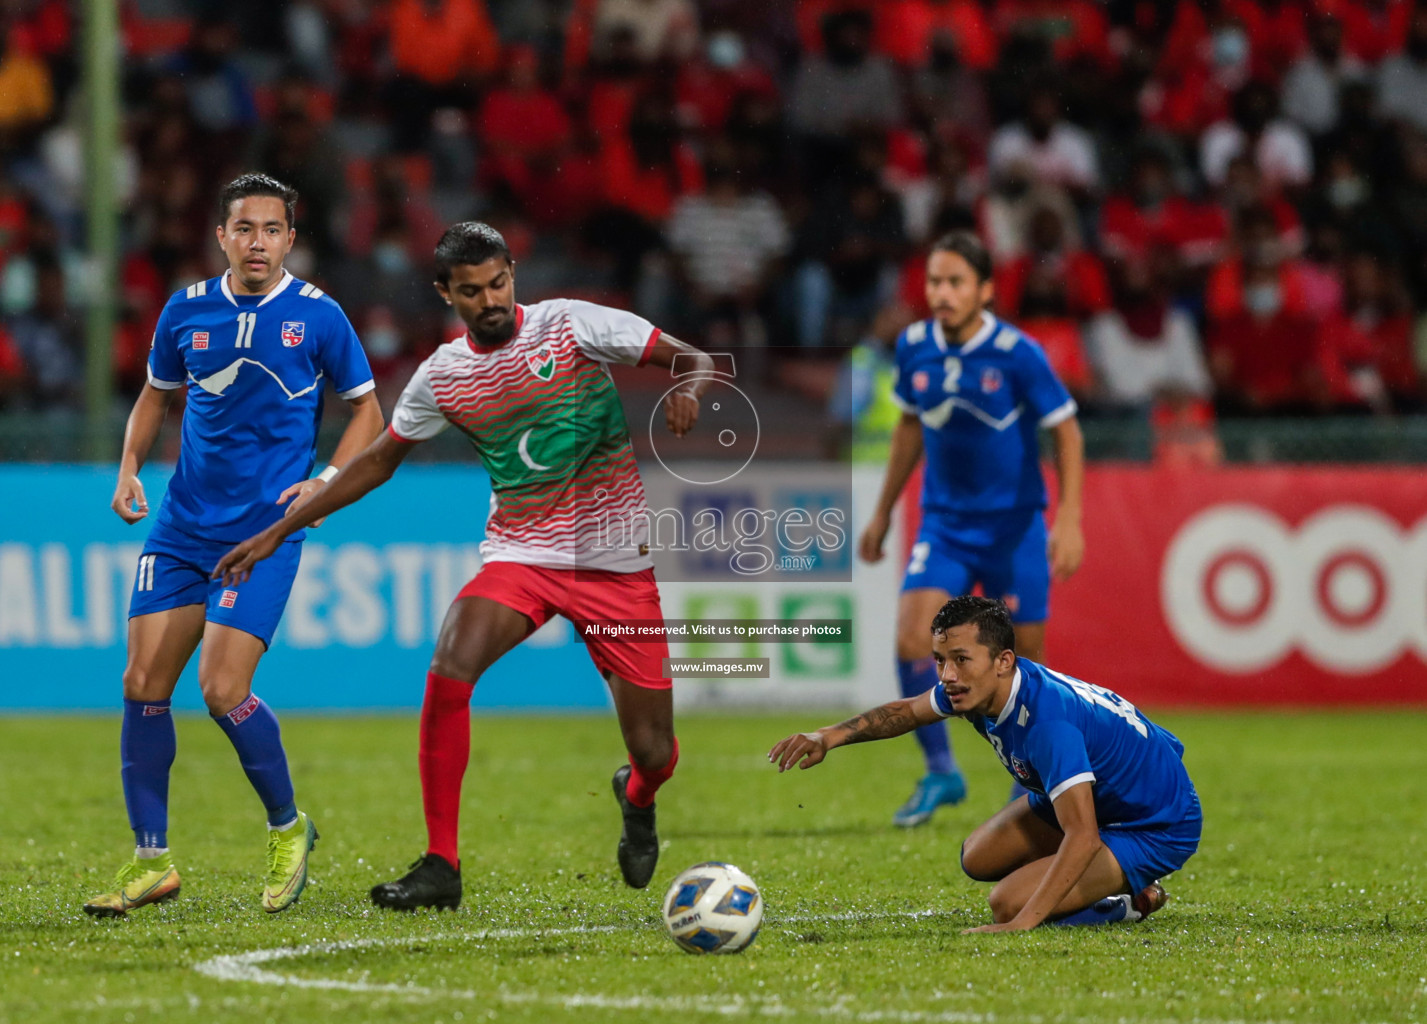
[1204,205,1327,414]
[674,31,779,135]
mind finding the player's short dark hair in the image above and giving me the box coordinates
[928,231,993,283]
[217,173,299,228]
[434,222,512,283]
[930,596,1016,656]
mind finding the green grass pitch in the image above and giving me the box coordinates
[1,710,1425,1023]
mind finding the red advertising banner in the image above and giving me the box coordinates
[1042,466,1427,706]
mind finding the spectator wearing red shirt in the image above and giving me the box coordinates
[1159,0,1305,87]
[993,206,1105,400]
[478,46,572,210]
[1205,205,1328,413]
[1333,0,1411,64]
[674,31,779,135]
[994,205,1110,322]
[1099,148,1228,271]
[1317,251,1423,411]
[591,90,702,295]
[1218,155,1304,256]
[878,0,997,70]
[0,322,24,407]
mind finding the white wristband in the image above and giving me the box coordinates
[317,465,339,483]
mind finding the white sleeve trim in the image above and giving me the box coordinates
[890,392,918,414]
[146,367,184,390]
[1039,398,1078,428]
[925,687,951,720]
[1048,772,1096,802]
[338,379,376,400]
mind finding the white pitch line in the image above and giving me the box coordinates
[191,913,994,1023]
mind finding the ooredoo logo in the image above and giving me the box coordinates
[1161,504,1427,674]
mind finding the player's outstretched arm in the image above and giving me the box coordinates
[213,431,415,585]
[858,412,923,563]
[642,333,714,437]
[768,695,941,771]
[275,390,385,527]
[111,384,177,524]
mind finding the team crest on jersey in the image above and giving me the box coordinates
[911,370,930,393]
[281,322,306,347]
[1010,756,1031,781]
[526,344,556,381]
[981,367,1003,393]
[192,331,209,350]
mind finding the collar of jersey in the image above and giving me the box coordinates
[994,666,1024,727]
[219,268,295,307]
[465,304,526,355]
[933,310,998,356]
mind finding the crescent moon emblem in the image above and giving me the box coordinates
[518,428,551,472]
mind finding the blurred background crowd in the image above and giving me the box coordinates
[4,0,1427,451]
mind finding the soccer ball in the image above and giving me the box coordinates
[662,862,763,954]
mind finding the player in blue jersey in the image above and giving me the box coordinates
[770,596,1201,931]
[82,174,384,917]
[858,231,1085,827]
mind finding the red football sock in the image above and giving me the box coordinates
[626,738,679,808]
[420,671,474,866]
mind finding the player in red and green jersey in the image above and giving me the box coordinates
[215,222,715,909]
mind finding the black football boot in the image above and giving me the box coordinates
[370,853,462,910]
[612,765,659,888]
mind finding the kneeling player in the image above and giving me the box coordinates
[769,596,1201,932]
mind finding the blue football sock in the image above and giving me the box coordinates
[1050,894,1136,927]
[897,656,957,776]
[121,698,175,849]
[213,694,297,829]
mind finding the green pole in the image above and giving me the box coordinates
[83,0,120,462]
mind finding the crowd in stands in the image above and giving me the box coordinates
[3,0,1427,429]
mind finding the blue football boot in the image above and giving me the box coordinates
[892,771,967,828]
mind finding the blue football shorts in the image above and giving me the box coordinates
[127,519,302,648]
[900,509,1050,623]
[1028,787,1204,894]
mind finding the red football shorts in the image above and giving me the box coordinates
[457,561,671,690]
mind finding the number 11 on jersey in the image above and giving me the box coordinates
[235,311,256,348]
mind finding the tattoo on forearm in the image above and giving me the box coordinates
[836,703,919,745]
